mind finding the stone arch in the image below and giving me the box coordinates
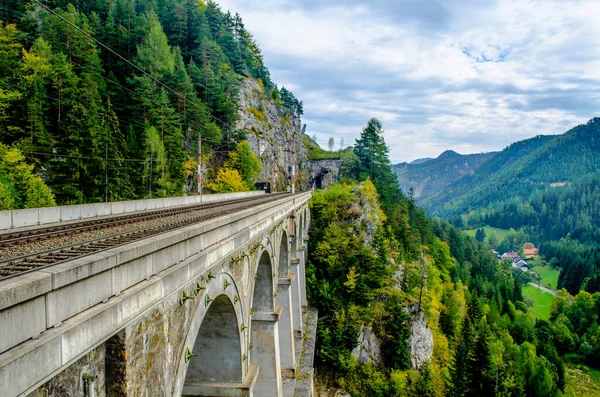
[172,272,247,397]
[278,230,289,277]
[185,295,241,384]
[252,250,275,312]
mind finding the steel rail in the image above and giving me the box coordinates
[0,193,292,281]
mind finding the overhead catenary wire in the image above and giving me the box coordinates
[3,3,285,197]
[33,0,233,129]
[11,30,234,148]
[21,150,238,162]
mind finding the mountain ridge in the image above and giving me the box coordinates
[392,150,497,199]
[422,118,599,218]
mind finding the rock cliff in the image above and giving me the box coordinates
[236,78,310,191]
[408,310,434,369]
[351,325,384,366]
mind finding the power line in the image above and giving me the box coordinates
[33,0,232,129]
[22,150,235,162]
[12,32,232,147]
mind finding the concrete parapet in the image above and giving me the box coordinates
[0,295,46,354]
[0,190,265,231]
[0,272,52,311]
[0,211,11,230]
[38,207,61,225]
[12,208,39,228]
[60,205,81,222]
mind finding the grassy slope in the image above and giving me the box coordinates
[531,264,560,290]
[522,285,554,320]
[464,226,510,243]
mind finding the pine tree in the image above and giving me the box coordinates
[136,11,175,78]
[97,99,134,200]
[451,307,475,397]
[475,228,486,243]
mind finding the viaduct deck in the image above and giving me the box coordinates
[0,191,314,397]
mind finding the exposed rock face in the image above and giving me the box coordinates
[408,311,434,369]
[352,183,383,248]
[351,325,383,366]
[392,267,404,290]
[237,79,310,191]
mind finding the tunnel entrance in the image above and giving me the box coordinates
[314,168,331,189]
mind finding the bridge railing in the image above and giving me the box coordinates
[0,191,265,230]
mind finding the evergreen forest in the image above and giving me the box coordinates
[0,0,301,206]
[421,119,600,295]
[308,118,600,397]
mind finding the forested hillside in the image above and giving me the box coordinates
[422,118,600,294]
[0,0,302,205]
[421,134,555,214]
[309,118,599,397]
[392,150,496,199]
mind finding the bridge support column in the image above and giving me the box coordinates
[277,275,296,378]
[183,364,259,397]
[251,307,283,397]
[290,258,303,337]
[297,245,308,312]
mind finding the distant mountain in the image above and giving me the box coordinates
[421,118,600,293]
[422,119,600,218]
[410,157,433,165]
[392,150,497,199]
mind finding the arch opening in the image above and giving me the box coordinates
[278,230,289,278]
[253,250,274,313]
[184,295,242,384]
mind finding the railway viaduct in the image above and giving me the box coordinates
[0,191,314,397]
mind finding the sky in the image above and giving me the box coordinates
[217,0,600,163]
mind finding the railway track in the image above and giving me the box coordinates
[0,193,291,281]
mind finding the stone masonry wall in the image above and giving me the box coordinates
[26,345,106,397]
[237,78,310,191]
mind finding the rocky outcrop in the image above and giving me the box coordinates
[351,325,383,366]
[408,310,434,369]
[237,79,310,191]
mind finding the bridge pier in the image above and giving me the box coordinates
[290,258,304,337]
[297,245,308,312]
[251,307,283,397]
[277,275,296,378]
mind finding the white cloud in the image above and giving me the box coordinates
[217,0,600,162]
